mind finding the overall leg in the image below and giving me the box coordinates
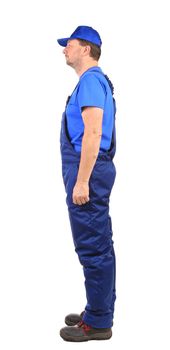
[65,161,116,328]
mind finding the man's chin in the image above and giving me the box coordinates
[65,59,74,67]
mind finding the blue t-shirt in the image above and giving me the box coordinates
[65,66,115,153]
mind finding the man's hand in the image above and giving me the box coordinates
[72,180,90,205]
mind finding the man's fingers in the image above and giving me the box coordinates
[80,198,86,205]
[73,199,86,205]
[73,196,90,205]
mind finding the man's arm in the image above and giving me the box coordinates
[77,106,103,182]
[72,106,103,205]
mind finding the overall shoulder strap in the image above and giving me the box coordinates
[84,69,115,96]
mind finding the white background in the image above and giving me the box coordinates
[0,0,170,349]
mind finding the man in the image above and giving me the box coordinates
[57,25,117,342]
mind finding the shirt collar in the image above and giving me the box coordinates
[79,66,102,79]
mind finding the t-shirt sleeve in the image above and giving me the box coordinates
[77,74,106,110]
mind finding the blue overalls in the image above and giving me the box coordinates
[60,75,116,329]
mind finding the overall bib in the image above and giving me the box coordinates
[60,77,116,329]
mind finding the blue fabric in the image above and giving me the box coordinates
[60,91,116,328]
[57,25,102,47]
[65,66,116,153]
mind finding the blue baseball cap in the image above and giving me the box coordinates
[57,26,102,47]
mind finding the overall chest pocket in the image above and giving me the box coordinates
[67,103,80,116]
[66,103,84,137]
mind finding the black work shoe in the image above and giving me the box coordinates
[65,311,84,326]
[60,320,112,342]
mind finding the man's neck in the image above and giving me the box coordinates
[75,61,99,78]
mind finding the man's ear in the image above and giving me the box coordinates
[83,45,91,56]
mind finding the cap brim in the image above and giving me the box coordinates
[57,38,69,47]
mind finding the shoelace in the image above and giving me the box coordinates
[77,320,92,332]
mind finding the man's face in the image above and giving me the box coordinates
[63,39,84,68]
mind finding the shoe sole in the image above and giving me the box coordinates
[60,329,112,342]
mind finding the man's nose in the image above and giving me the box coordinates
[63,47,67,54]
